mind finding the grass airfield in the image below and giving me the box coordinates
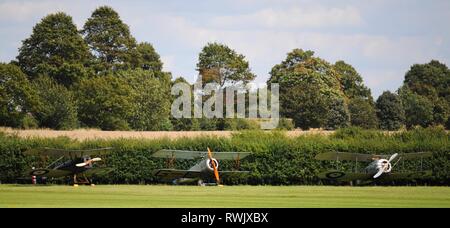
[0,185,449,208]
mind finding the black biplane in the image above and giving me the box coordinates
[24,147,113,186]
[152,147,251,186]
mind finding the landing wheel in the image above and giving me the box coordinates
[197,179,205,186]
[73,174,93,186]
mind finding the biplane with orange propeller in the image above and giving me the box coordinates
[151,148,251,186]
[23,147,113,186]
[315,151,433,182]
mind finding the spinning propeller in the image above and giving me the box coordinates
[207,147,221,185]
[76,157,102,167]
[373,153,398,178]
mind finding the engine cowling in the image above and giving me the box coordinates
[206,158,219,172]
[373,158,392,178]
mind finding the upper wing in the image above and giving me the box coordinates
[153,169,202,180]
[152,149,251,160]
[398,152,433,161]
[27,168,72,178]
[315,151,434,162]
[317,170,372,181]
[315,152,387,162]
[24,147,114,158]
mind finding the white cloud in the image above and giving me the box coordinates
[209,6,363,29]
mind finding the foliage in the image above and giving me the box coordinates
[325,98,350,130]
[268,49,347,129]
[76,75,133,130]
[0,63,38,128]
[334,60,372,100]
[32,76,79,130]
[376,91,405,130]
[17,12,91,86]
[197,42,255,87]
[116,69,172,131]
[348,97,378,129]
[82,6,137,72]
[399,88,434,128]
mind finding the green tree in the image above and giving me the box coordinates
[334,60,372,99]
[0,63,38,128]
[404,60,450,99]
[268,49,345,129]
[376,91,405,130]
[197,42,255,87]
[82,6,137,72]
[326,98,350,130]
[281,83,329,129]
[32,76,78,129]
[17,12,91,86]
[403,60,450,128]
[348,97,378,129]
[116,69,172,130]
[76,75,133,130]
[399,88,434,128]
[132,42,163,72]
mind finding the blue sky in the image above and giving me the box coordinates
[0,0,449,97]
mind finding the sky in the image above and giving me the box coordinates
[0,0,449,98]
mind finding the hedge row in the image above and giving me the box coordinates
[0,127,449,185]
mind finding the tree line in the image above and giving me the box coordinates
[0,6,449,131]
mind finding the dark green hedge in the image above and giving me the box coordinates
[0,127,449,185]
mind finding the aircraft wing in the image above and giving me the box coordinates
[153,169,203,180]
[315,152,388,162]
[218,171,250,178]
[82,167,114,177]
[317,170,372,181]
[397,152,433,160]
[152,149,251,160]
[24,147,114,158]
[379,171,432,180]
[27,168,72,178]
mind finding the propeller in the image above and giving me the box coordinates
[373,153,398,178]
[207,147,220,185]
[76,157,102,167]
[388,153,398,162]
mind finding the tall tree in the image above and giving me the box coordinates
[197,42,255,87]
[376,91,405,130]
[268,49,345,129]
[17,12,91,86]
[32,76,78,130]
[348,97,378,129]
[76,75,134,130]
[403,60,450,128]
[333,60,372,100]
[133,42,163,72]
[82,6,137,72]
[116,69,172,131]
[399,87,434,128]
[0,63,38,128]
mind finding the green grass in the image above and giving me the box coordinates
[0,185,449,208]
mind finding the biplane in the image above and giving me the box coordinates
[151,147,251,186]
[315,151,433,182]
[23,147,113,186]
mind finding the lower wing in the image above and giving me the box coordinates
[153,169,202,180]
[318,171,372,181]
[27,168,72,178]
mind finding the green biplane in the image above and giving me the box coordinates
[152,148,251,186]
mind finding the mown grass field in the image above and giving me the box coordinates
[0,185,449,208]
